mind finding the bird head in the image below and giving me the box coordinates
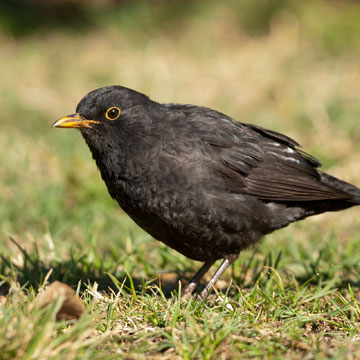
[53,85,153,132]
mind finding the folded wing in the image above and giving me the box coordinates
[204,120,351,202]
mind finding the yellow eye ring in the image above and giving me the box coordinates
[105,107,121,120]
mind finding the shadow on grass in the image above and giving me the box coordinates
[2,237,360,299]
[0,236,184,297]
[0,254,184,298]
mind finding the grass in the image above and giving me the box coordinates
[1,0,360,358]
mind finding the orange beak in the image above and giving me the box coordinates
[52,113,100,129]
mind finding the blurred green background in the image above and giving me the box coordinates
[0,0,360,283]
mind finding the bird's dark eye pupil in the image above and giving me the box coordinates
[109,109,117,117]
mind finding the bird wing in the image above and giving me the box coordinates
[201,119,350,202]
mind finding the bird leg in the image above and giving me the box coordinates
[181,261,215,296]
[199,254,238,300]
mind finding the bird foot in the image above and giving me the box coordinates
[181,282,197,297]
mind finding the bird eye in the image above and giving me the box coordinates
[105,107,121,120]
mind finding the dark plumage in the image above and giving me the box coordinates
[53,85,360,298]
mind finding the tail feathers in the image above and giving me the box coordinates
[320,172,360,204]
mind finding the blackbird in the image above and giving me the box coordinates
[53,86,360,298]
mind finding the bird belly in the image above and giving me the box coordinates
[113,184,268,261]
